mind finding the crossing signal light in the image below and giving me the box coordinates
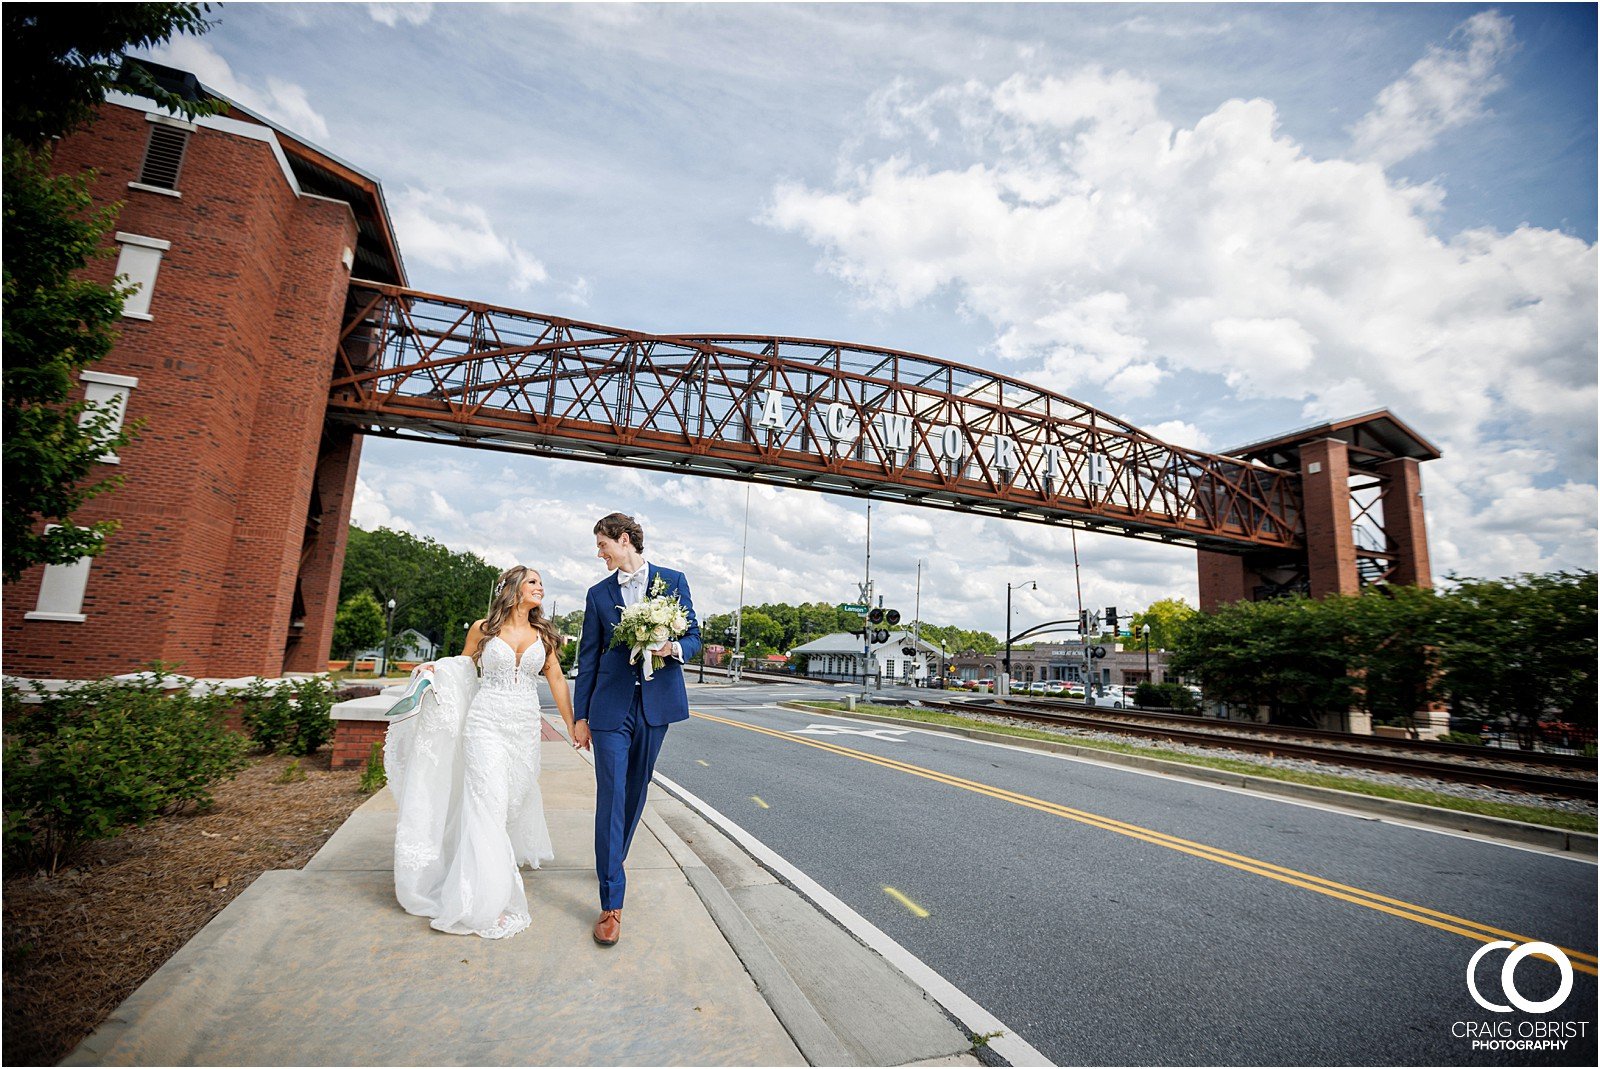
[872,628,890,644]
[886,609,902,626]
[867,607,884,625]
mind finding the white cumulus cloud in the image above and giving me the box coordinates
[369,4,434,28]
[146,37,332,143]
[762,12,1596,580]
[1350,9,1517,168]
[390,188,549,291]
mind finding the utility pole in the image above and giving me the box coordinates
[733,483,751,683]
[914,559,923,687]
[859,502,872,697]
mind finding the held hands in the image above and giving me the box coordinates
[651,642,677,660]
[572,720,592,751]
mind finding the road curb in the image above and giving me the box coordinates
[652,774,1044,1067]
[777,702,1597,857]
[642,807,860,1067]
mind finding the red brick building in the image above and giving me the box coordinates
[3,66,405,680]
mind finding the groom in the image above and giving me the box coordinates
[572,512,701,947]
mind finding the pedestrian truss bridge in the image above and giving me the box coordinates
[330,284,1309,555]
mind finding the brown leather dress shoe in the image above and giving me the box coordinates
[593,908,622,946]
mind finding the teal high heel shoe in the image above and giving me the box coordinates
[386,672,434,719]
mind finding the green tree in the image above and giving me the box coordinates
[1438,571,1597,748]
[2,7,220,582]
[338,526,500,658]
[4,6,218,149]
[1171,595,1360,726]
[331,591,386,659]
[1345,585,1445,726]
[2,146,135,581]
[1128,598,1199,651]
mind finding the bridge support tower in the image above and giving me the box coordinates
[1196,413,1443,736]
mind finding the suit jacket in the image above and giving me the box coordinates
[573,564,702,730]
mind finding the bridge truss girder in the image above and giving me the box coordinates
[328,284,1306,555]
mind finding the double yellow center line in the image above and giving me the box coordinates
[690,709,1597,975]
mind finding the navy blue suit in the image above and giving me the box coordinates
[574,565,700,909]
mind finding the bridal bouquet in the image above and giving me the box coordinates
[611,575,691,680]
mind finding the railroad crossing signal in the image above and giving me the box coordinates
[864,605,901,645]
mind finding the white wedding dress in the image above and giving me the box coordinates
[384,638,555,939]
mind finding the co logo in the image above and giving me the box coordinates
[1467,941,1574,1014]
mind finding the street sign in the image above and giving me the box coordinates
[838,603,869,613]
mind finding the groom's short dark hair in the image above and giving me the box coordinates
[594,512,645,552]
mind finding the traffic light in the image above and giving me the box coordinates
[1079,609,1090,633]
[1105,607,1118,632]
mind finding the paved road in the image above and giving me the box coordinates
[647,682,1597,1067]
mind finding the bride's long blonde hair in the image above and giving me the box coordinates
[474,565,561,665]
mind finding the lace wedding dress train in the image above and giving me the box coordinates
[384,638,555,939]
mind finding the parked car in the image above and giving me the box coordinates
[1084,689,1126,709]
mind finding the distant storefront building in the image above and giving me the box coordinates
[948,641,1172,688]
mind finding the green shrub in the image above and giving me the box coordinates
[3,670,249,871]
[240,677,335,756]
[1134,682,1199,711]
[1438,730,1487,746]
[359,741,387,793]
[276,759,306,784]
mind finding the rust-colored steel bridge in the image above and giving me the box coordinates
[326,284,1438,605]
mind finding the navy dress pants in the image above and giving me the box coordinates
[590,691,668,911]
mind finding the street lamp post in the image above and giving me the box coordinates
[382,598,397,677]
[1141,622,1151,707]
[1004,579,1037,698]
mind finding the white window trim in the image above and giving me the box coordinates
[26,526,93,622]
[79,371,138,464]
[114,234,167,320]
[114,232,171,251]
[81,371,140,389]
[146,112,197,132]
[127,181,182,199]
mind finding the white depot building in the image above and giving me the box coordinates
[789,631,945,686]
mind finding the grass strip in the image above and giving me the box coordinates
[796,701,1597,834]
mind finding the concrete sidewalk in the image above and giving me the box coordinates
[63,715,981,1067]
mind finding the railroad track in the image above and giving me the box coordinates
[692,670,1592,799]
[914,697,1595,800]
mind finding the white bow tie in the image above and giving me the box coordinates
[618,567,647,588]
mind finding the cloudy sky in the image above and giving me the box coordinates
[142,2,1596,637]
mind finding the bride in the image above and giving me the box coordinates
[384,565,583,939]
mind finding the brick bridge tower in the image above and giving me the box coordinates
[1197,412,1441,611]
[2,65,405,680]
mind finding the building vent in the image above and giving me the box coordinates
[138,124,190,190]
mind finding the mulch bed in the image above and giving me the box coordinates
[2,749,372,1066]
